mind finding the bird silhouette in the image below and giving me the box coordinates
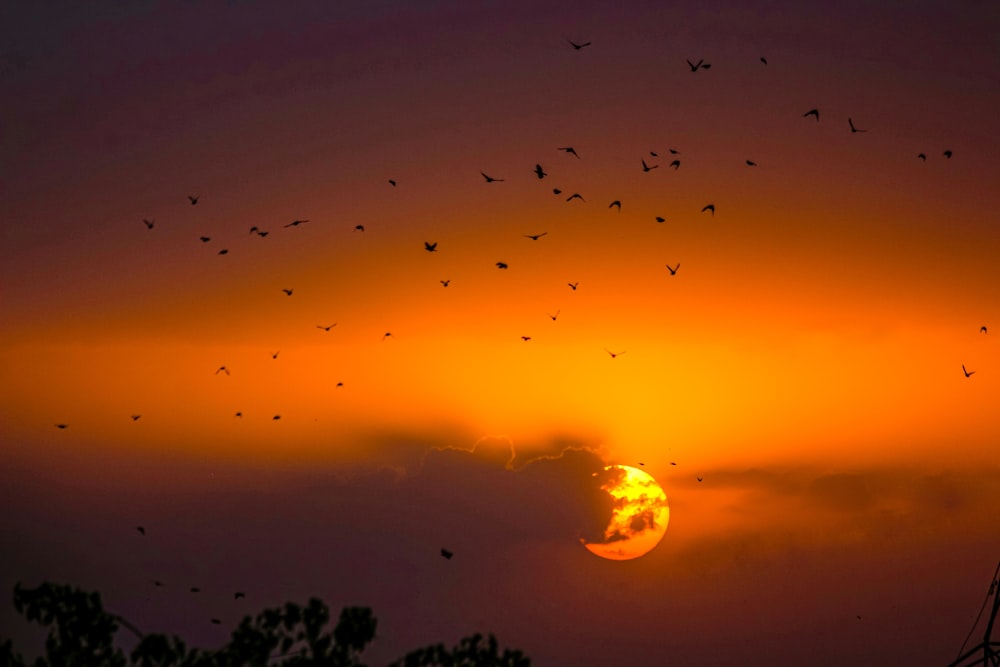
[697,476,704,482]
[552,188,562,195]
[480,172,504,183]
[702,204,715,215]
[190,587,201,593]
[980,326,988,334]
[153,581,163,587]
[271,351,279,360]
[524,232,548,240]
[199,236,211,243]
[558,147,581,159]
[136,526,145,536]
[943,150,953,159]
[566,192,585,202]
[548,310,560,321]
[668,159,680,170]
[272,415,281,420]
[746,160,758,166]
[249,226,259,235]
[665,263,680,275]
[234,412,243,418]
[55,423,68,429]
[354,225,365,232]
[336,381,344,388]
[131,415,141,421]
[382,332,393,341]
[216,366,230,375]
[670,461,677,466]
[234,592,245,600]
[217,249,229,255]
[609,200,621,212]
[256,230,269,238]
[143,218,155,230]
[655,216,665,223]
[641,159,659,172]
[424,241,438,252]
[188,195,199,205]
[669,148,680,154]
[496,261,508,269]
[521,336,531,341]
[388,179,397,187]
[440,279,450,287]
[686,58,710,72]
[533,164,547,179]
[282,288,294,296]
[605,349,626,359]
[285,219,309,228]
[568,282,578,291]
[760,56,767,65]
[848,117,867,133]
[567,39,591,50]
[917,153,927,161]
[317,324,337,331]
[962,364,975,377]
[440,548,454,560]
[803,108,819,121]
[210,619,221,625]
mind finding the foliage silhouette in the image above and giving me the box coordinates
[3,582,529,667]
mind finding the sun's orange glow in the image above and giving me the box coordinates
[583,465,669,561]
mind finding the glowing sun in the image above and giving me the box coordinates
[582,464,669,561]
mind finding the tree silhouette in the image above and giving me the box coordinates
[3,582,530,667]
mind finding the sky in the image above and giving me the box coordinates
[1,0,999,664]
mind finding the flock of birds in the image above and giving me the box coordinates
[42,39,991,632]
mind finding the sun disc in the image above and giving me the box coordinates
[582,464,669,561]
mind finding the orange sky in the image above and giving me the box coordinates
[1,1,999,664]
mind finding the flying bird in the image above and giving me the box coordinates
[317,324,337,331]
[190,588,201,593]
[655,216,665,223]
[566,192,585,202]
[568,282,578,291]
[282,288,294,296]
[668,148,680,154]
[917,153,927,161]
[558,146,581,158]
[285,219,309,228]
[760,56,767,65]
[641,159,659,172]
[272,415,281,420]
[604,349,625,359]
[567,39,591,50]
[216,366,230,375]
[424,241,438,252]
[521,336,531,341]
[388,179,397,187]
[55,423,68,429]
[480,172,504,183]
[271,351,279,360]
[136,526,145,536]
[234,592,245,600]
[354,225,365,232]
[943,150,953,158]
[382,332,393,341]
[153,581,163,588]
[803,108,819,121]
[962,364,975,377]
[668,159,680,170]
[524,232,548,240]
[496,261,508,269]
[552,188,562,195]
[848,117,867,133]
[440,279,450,287]
[217,249,229,255]
[188,195,199,205]
[746,160,757,166]
[686,58,710,72]
[980,326,988,334]
[697,476,704,482]
[210,619,221,625]
[701,204,715,215]
[533,164,547,179]
[255,230,269,237]
[131,415,141,421]
[234,412,243,418]
[142,218,155,230]
[547,310,560,321]
[665,263,680,275]
[199,236,211,243]
[440,548,454,560]
[608,200,621,212]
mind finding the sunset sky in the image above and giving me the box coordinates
[2,1,999,664]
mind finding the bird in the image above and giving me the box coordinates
[608,200,621,212]
[848,117,867,133]
[547,310,560,321]
[552,188,562,195]
[670,461,677,466]
[480,171,504,183]
[524,232,548,240]
[272,415,281,420]
[285,219,309,228]
[234,592,245,600]
[199,236,211,243]
[388,179,397,187]
[249,226,259,235]
[668,159,680,170]
[210,619,221,625]
[803,108,819,121]
[665,263,680,275]
[424,241,438,252]
[336,382,344,388]
[55,423,68,429]
[760,56,767,65]
[153,581,163,588]
[235,412,243,418]
[655,216,665,223]
[917,153,927,161]
[521,336,531,341]
[496,262,508,269]
[568,282,578,291]
[943,150,953,159]
[566,193,585,202]
[142,218,155,230]
[317,324,337,331]
[188,195,199,205]
[558,146,581,158]
[131,415,141,421]
[686,58,710,72]
[382,332,393,341]
[668,148,680,154]
[256,230,269,238]
[216,366,230,375]
[701,204,715,215]
[567,39,591,50]
[605,349,625,359]
[533,164,547,179]
[962,364,975,377]
[746,159,757,167]
[136,526,145,536]
[354,225,365,232]
[440,548,454,560]
[271,351,279,360]
[190,587,201,593]
[282,288,294,296]
[641,159,659,172]
[697,476,704,482]
[217,249,229,255]
[980,326,988,334]
[440,279,450,287]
